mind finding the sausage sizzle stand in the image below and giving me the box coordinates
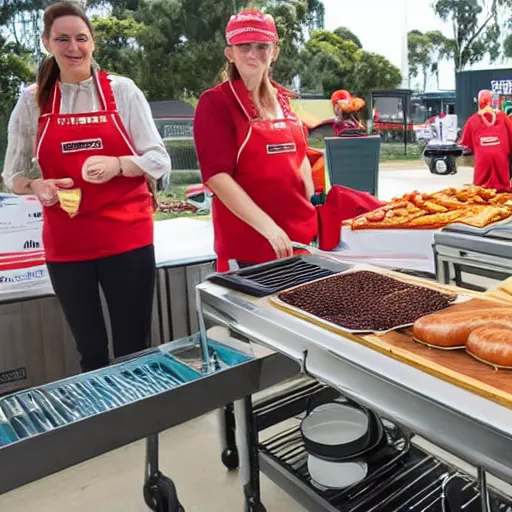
[3,183,512,511]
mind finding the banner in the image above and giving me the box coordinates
[0,193,53,301]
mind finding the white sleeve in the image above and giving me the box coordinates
[115,79,171,181]
[1,90,39,190]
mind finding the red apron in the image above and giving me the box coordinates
[461,111,512,192]
[215,80,318,272]
[36,72,153,262]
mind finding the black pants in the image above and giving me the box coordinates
[47,245,156,373]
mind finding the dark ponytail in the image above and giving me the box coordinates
[37,56,60,110]
[36,1,94,110]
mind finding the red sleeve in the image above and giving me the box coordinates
[503,114,512,145]
[459,116,475,151]
[193,89,237,183]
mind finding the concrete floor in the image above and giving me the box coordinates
[0,412,305,512]
[1,163,507,512]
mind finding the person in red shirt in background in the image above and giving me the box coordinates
[459,89,512,192]
[193,9,317,272]
[309,90,367,190]
[331,90,366,137]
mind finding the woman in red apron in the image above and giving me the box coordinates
[1,2,170,372]
[460,89,512,192]
[193,9,317,272]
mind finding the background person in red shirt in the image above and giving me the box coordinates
[459,89,512,192]
[193,9,317,272]
[1,2,170,372]
[331,90,366,137]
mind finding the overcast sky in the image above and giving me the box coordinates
[322,0,512,91]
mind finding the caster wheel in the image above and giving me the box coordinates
[143,472,185,512]
[221,447,239,470]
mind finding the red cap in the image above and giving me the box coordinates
[478,89,492,110]
[225,10,279,45]
[331,90,352,107]
[331,89,366,113]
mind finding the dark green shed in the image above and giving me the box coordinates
[456,68,512,126]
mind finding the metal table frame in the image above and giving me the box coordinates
[197,276,512,510]
[433,238,512,287]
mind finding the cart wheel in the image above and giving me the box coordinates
[221,446,239,470]
[143,472,185,512]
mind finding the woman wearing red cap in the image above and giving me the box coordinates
[193,9,317,271]
[460,89,512,191]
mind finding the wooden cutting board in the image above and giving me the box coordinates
[361,328,512,410]
[269,268,512,409]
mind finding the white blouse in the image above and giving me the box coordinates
[1,74,171,190]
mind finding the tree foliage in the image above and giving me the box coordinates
[0,0,399,105]
[433,0,512,71]
[301,30,401,97]
[333,27,362,48]
[408,30,450,90]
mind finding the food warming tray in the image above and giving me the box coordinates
[206,255,350,297]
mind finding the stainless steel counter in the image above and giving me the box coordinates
[197,270,512,485]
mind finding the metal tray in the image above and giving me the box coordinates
[271,268,462,334]
[206,255,351,297]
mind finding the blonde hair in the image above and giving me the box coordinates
[222,61,278,119]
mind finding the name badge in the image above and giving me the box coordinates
[61,138,103,153]
[266,142,296,154]
[480,136,500,147]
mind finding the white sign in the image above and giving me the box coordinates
[491,80,512,95]
[0,193,53,301]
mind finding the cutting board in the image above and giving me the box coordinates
[269,268,512,410]
[361,328,512,410]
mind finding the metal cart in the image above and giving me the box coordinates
[0,334,299,508]
[196,257,512,511]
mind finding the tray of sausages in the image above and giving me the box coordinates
[271,269,461,334]
[413,298,512,369]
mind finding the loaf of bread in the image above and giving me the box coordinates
[466,326,512,368]
[412,299,512,348]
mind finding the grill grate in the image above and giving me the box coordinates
[259,424,512,511]
[207,256,349,297]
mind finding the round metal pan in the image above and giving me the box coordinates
[301,402,379,461]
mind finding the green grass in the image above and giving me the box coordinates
[155,186,211,222]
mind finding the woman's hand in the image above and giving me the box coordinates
[261,221,294,259]
[30,178,74,207]
[82,156,121,184]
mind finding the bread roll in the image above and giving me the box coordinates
[466,326,512,368]
[413,303,512,348]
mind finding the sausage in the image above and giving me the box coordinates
[466,326,512,367]
[412,306,512,347]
